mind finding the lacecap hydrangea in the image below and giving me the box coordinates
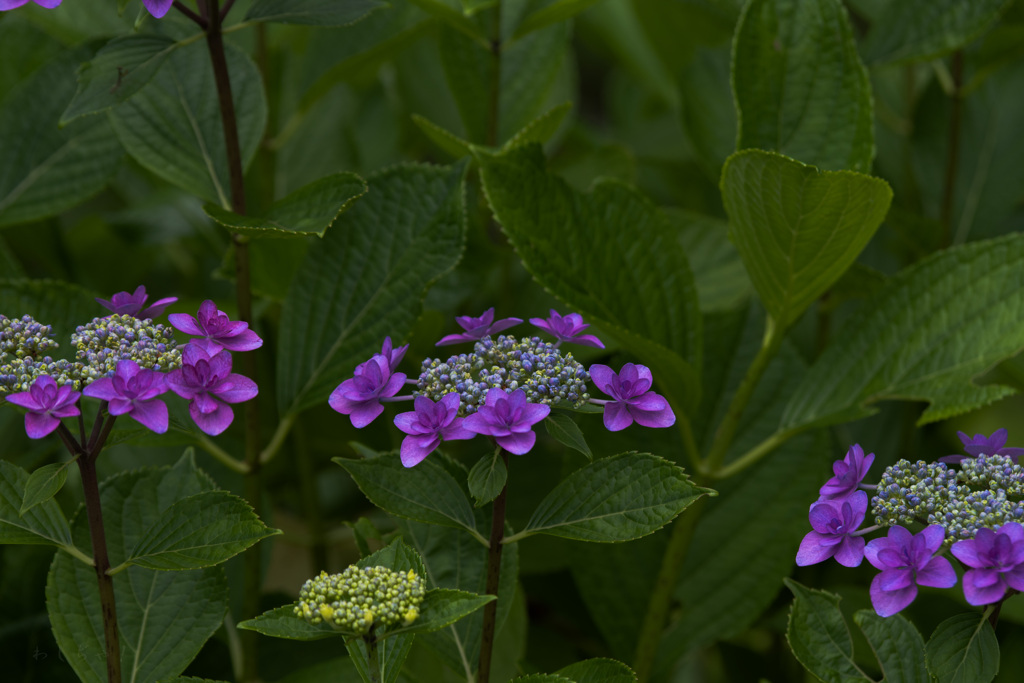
[295,566,425,634]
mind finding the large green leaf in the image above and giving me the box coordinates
[669,209,751,313]
[20,461,71,515]
[512,0,601,40]
[46,451,229,683]
[926,613,1000,683]
[518,453,713,543]
[783,580,870,683]
[733,0,874,173]
[0,278,102,342]
[0,460,75,550]
[854,610,930,683]
[204,172,368,239]
[781,233,1024,431]
[556,658,637,683]
[467,449,508,507]
[109,39,266,207]
[721,149,892,331]
[0,19,61,103]
[277,162,465,416]
[479,144,702,413]
[238,604,340,641]
[0,44,123,227]
[246,0,388,25]
[860,0,1013,65]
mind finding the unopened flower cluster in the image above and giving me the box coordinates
[0,315,86,393]
[797,429,1024,616]
[296,567,425,634]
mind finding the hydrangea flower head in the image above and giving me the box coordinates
[819,444,875,501]
[529,310,604,348]
[589,363,675,431]
[796,490,868,568]
[73,313,181,378]
[5,375,80,439]
[165,345,258,436]
[96,285,177,320]
[329,354,406,428]
[142,0,172,18]
[0,1,62,10]
[462,387,550,455]
[296,566,426,634]
[436,308,522,346]
[394,393,475,467]
[951,523,1024,605]
[83,359,170,433]
[864,525,956,617]
[169,300,263,355]
[941,428,1024,465]
[0,315,59,358]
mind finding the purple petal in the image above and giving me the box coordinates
[628,401,676,429]
[436,332,475,346]
[864,537,893,570]
[139,296,177,319]
[1004,565,1024,592]
[571,333,605,348]
[380,371,407,399]
[193,392,220,415]
[879,567,914,591]
[463,412,504,437]
[517,401,551,427]
[497,430,536,455]
[349,401,385,429]
[216,328,263,352]
[24,412,59,439]
[0,0,31,9]
[168,313,205,336]
[142,0,172,17]
[915,556,957,588]
[486,317,522,335]
[796,531,837,566]
[951,539,984,568]
[5,392,43,411]
[394,411,426,436]
[128,399,169,433]
[999,522,1024,544]
[869,576,917,618]
[440,420,476,442]
[919,525,947,554]
[962,571,1008,606]
[107,398,134,416]
[212,373,258,403]
[972,568,1001,588]
[602,401,633,432]
[588,364,616,394]
[189,399,233,436]
[33,0,63,8]
[833,535,865,568]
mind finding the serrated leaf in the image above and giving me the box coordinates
[60,33,180,124]
[479,144,702,414]
[502,101,572,150]
[783,579,870,683]
[733,0,874,172]
[407,0,488,43]
[347,632,414,683]
[0,278,102,342]
[412,114,474,158]
[387,588,495,636]
[238,604,340,640]
[544,413,592,461]
[0,460,75,550]
[513,676,573,683]
[203,172,367,239]
[109,39,266,208]
[20,461,71,515]
[513,0,601,40]
[669,209,751,312]
[556,657,638,683]
[246,0,388,26]
[334,455,481,540]
[467,450,508,507]
[854,610,930,683]
[0,44,123,227]
[860,0,1013,65]
[520,453,713,543]
[721,149,892,331]
[277,162,465,416]
[781,234,1024,431]
[926,613,1000,683]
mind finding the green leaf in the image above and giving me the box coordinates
[721,149,892,331]
[412,114,474,159]
[669,209,751,312]
[0,278,102,342]
[0,20,61,104]
[238,604,340,641]
[0,460,75,550]
[20,461,71,516]
[781,233,1024,431]
[479,144,702,414]
[860,0,1013,65]
[120,490,280,571]
[556,658,638,683]
[467,450,507,507]
[519,453,714,543]
[512,676,572,683]
[854,610,930,683]
[386,588,495,636]
[783,579,869,683]
[347,632,414,683]
[544,413,593,461]
[334,455,482,541]
[0,44,123,227]
[277,162,466,416]
[926,613,1000,683]
[502,101,573,151]
[407,0,489,43]
[204,172,367,239]
[60,34,180,124]
[109,39,266,207]
[512,0,601,40]
[733,0,874,172]
[246,0,388,26]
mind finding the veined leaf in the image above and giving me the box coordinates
[556,658,638,683]
[412,114,474,159]
[854,610,930,683]
[512,0,601,40]
[467,450,508,507]
[407,0,488,43]
[784,580,870,683]
[544,413,593,461]
[385,588,494,636]
[0,278,102,342]
[669,209,751,313]
[20,461,71,515]
[0,460,75,550]
[246,0,388,26]
[502,101,572,151]
[926,613,1000,683]
[238,604,339,641]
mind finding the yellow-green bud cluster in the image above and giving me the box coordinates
[72,314,181,381]
[0,356,90,394]
[295,566,425,634]
[0,315,59,358]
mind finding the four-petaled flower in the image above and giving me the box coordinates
[380,336,408,373]
[5,375,80,439]
[96,285,178,320]
[436,308,522,346]
[142,0,172,18]
[796,491,868,568]
[463,388,549,455]
[589,363,675,431]
[394,393,475,467]
[864,525,957,617]
[529,310,604,348]
[169,300,263,356]
[83,359,170,433]
[0,0,62,10]
[329,355,407,428]
[940,428,1024,465]
[951,523,1024,606]
[166,345,258,435]
[819,444,875,501]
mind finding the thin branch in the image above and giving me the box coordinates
[173,1,207,27]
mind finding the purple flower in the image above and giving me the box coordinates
[940,428,1024,465]
[436,308,522,346]
[5,375,80,439]
[589,363,675,431]
[462,388,550,455]
[796,491,868,568]
[529,310,604,348]
[865,525,957,617]
[96,285,178,320]
[168,300,263,355]
[82,359,170,434]
[394,393,475,467]
[165,345,258,436]
[951,523,1024,606]
[819,444,875,501]
[328,354,407,428]
[380,336,408,373]
[142,0,172,18]
[0,0,62,10]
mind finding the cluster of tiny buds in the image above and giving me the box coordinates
[417,335,590,415]
[0,315,60,358]
[0,356,89,394]
[295,566,425,634]
[72,314,181,380]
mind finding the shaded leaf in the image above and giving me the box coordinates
[0,460,75,550]
[669,209,751,312]
[386,588,495,636]
[854,610,930,683]
[513,0,601,40]
[784,579,869,683]
[467,450,508,507]
[544,413,593,461]
[20,461,71,515]
[238,604,340,641]
[246,0,388,26]
[926,613,1000,683]
[502,101,573,150]
[0,278,102,342]
[556,657,638,683]
[407,0,488,42]
[412,114,473,158]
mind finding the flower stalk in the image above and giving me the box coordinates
[478,449,509,683]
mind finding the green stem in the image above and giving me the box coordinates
[478,449,509,683]
[365,632,382,683]
[294,419,328,572]
[259,411,296,464]
[196,433,249,474]
[711,426,803,480]
[676,412,700,473]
